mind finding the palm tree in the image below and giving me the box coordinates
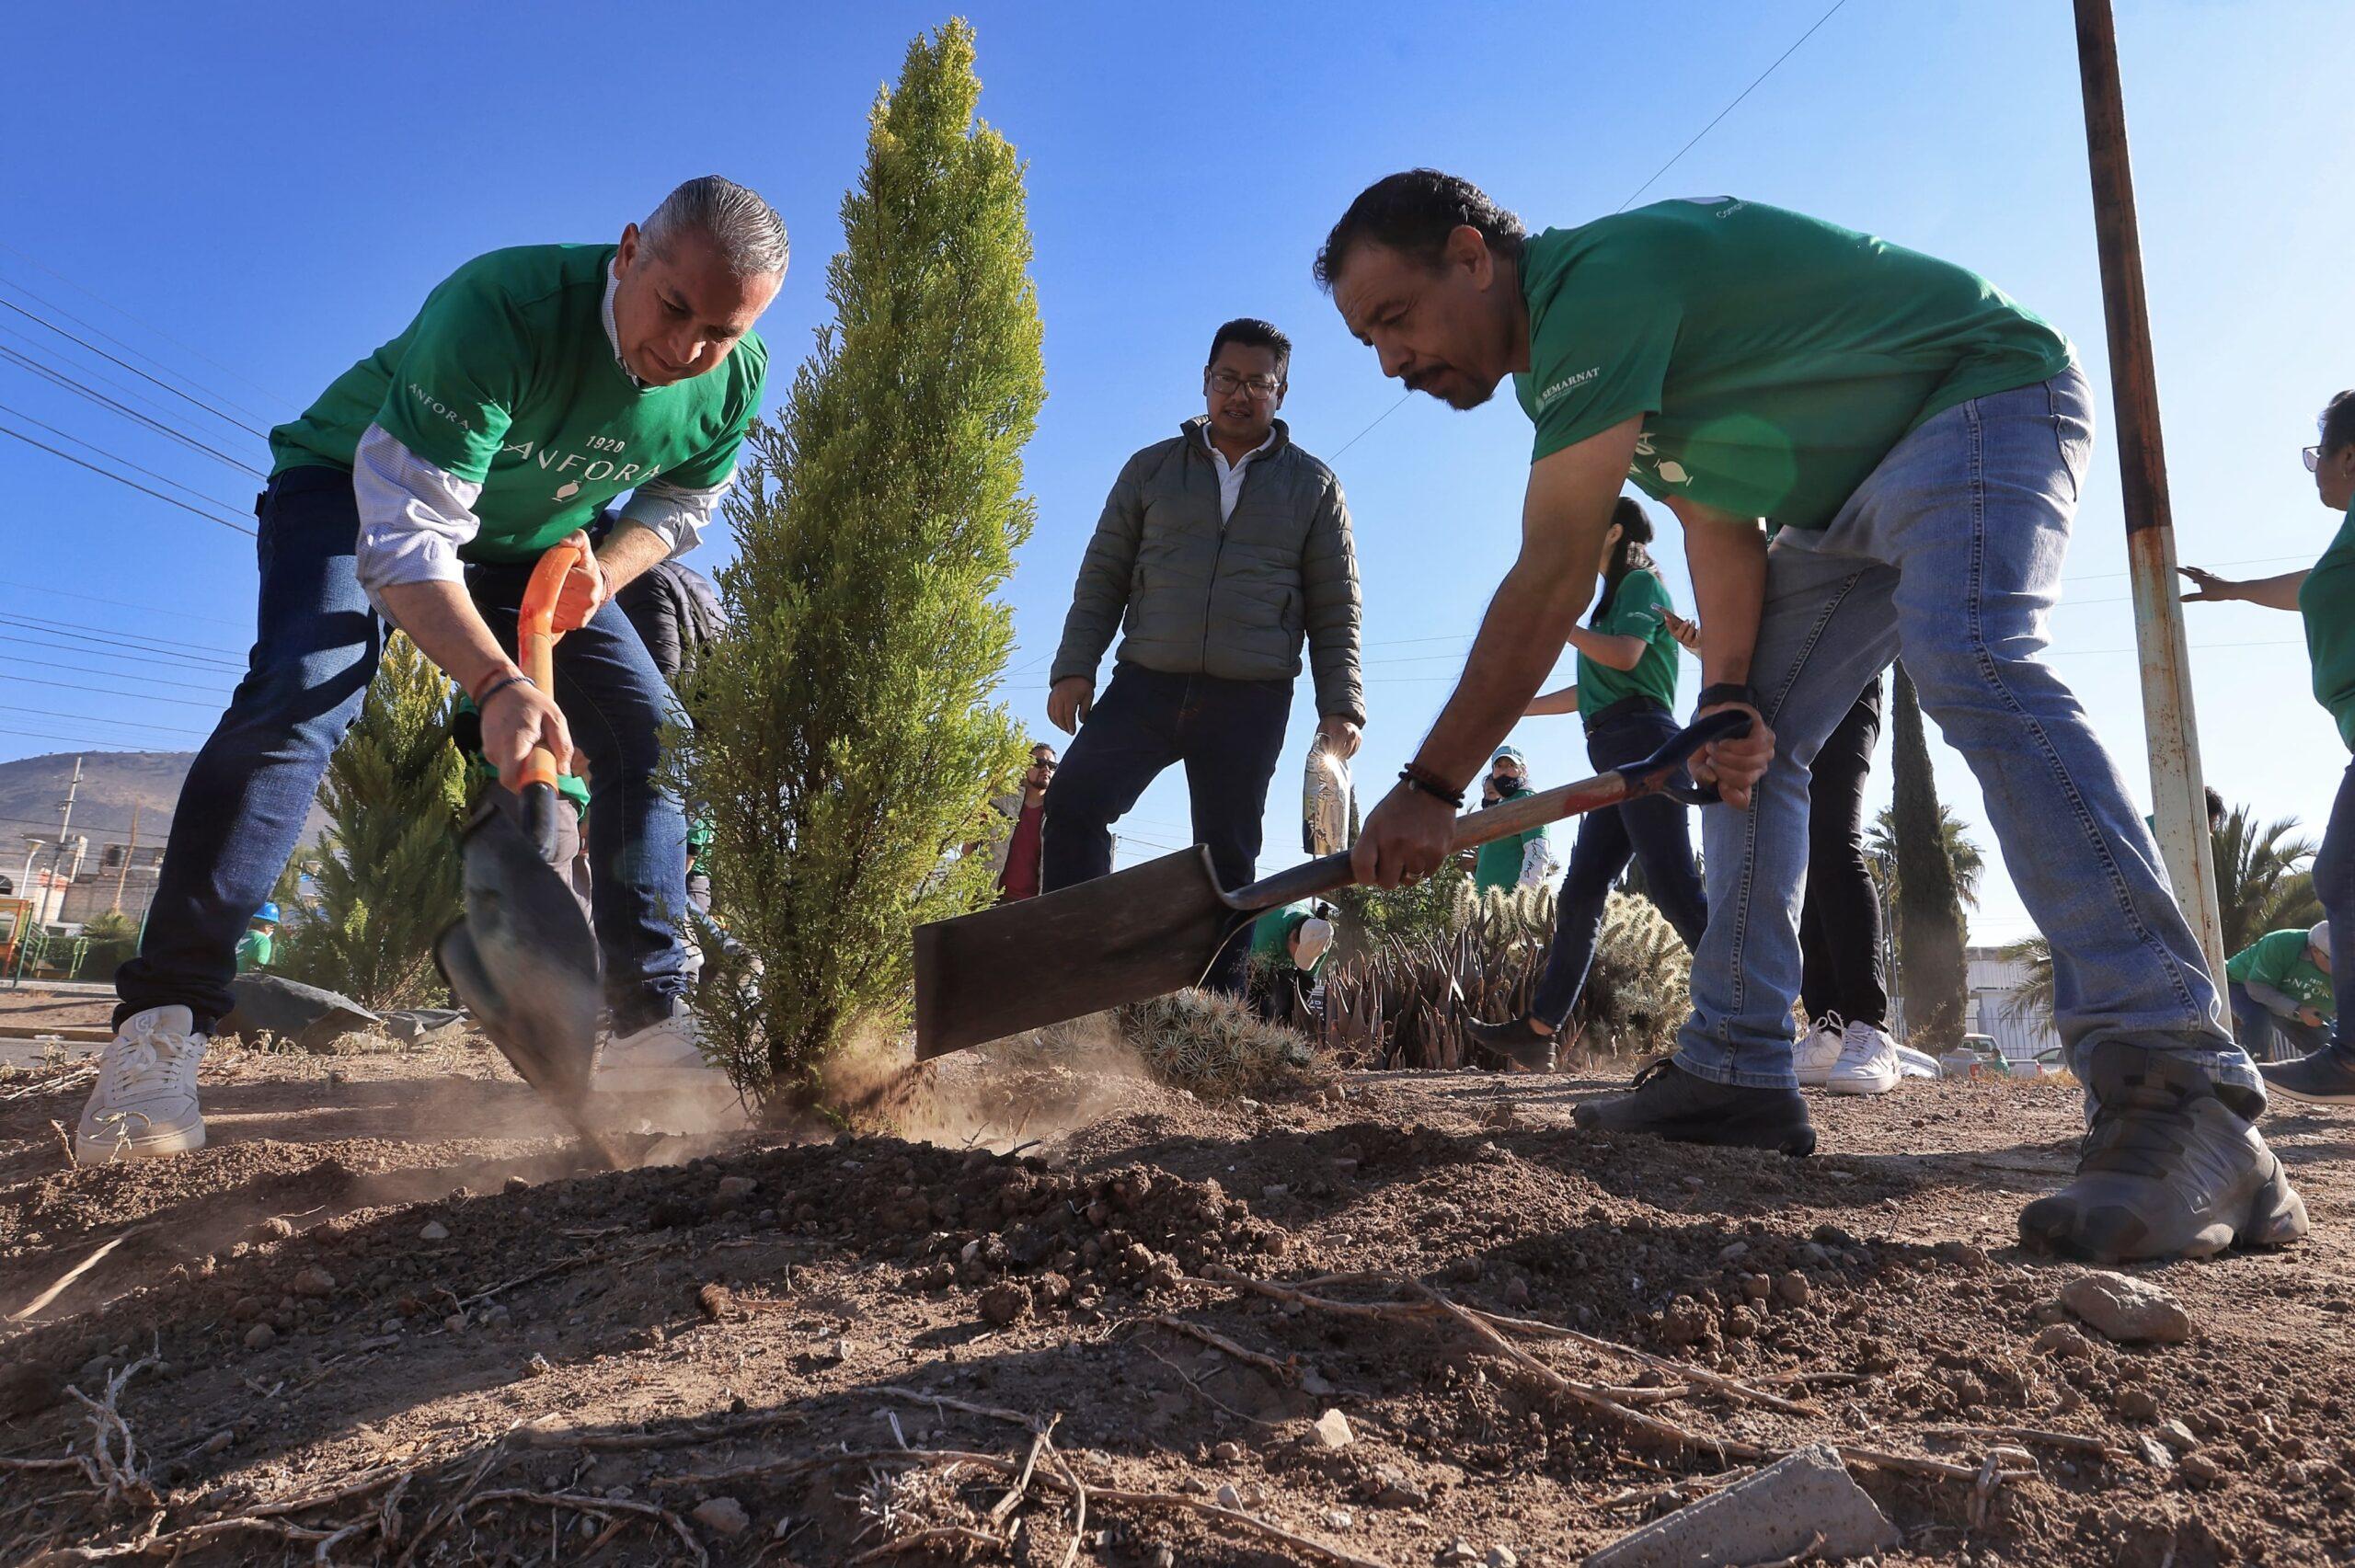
[1866,805,1985,917]
[2002,933,2055,1028]
[2213,807,2320,956]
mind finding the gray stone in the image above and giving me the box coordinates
[2061,1270,2192,1345]
[216,974,383,1054]
[1310,1409,1353,1449]
[691,1496,751,1537]
[242,1322,276,1352]
[419,1220,450,1242]
[1584,1444,1898,1568]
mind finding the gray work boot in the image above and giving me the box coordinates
[1572,1058,1816,1157]
[2018,1040,2308,1263]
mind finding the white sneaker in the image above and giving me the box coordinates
[76,1006,207,1162]
[594,1009,725,1091]
[1794,1013,1845,1087]
[1827,1019,1901,1095]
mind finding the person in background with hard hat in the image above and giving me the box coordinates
[235,907,278,974]
[2223,923,2333,1066]
[2181,389,2355,1103]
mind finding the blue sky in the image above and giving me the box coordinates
[1,0,2348,950]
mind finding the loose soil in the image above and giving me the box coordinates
[5,1034,2354,1566]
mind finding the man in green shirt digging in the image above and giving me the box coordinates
[84,177,785,1162]
[2223,924,2333,1065]
[1318,171,2303,1265]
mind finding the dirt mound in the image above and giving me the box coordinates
[5,1047,2355,1565]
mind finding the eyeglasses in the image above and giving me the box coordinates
[2304,445,2324,474]
[1029,758,1057,771]
[1208,371,1282,399]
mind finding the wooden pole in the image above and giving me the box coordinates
[2073,0,2229,984]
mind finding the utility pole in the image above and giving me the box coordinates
[2072,0,2230,984]
[111,803,140,914]
[47,756,83,926]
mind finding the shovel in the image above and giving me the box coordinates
[433,536,616,1165]
[913,709,1751,1059]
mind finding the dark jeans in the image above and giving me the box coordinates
[2227,981,2327,1064]
[1042,664,1291,995]
[2310,755,2355,1055]
[1529,702,1707,1027]
[1798,676,1889,1027]
[116,466,689,1035]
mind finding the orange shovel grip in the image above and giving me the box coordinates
[513,535,593,791]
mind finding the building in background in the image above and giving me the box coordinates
[1964,944,2063,1062]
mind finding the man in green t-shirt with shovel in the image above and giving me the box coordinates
[81,177,785,1162]
[1317,171,2303,1265]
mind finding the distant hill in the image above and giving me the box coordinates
[0,750,327,862]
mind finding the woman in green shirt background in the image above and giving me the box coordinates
[2181,390,2355,1101]
[1467,498,1706,1071]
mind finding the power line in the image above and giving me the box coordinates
[0,610,248,662]
[0,341,269,477]
[0,420,257,537]
[8,665,236,702]
[0,726,182,752]
[0,242,295,410]
[1618,0,1854,212]
[0,704,211,737]
[0,297,271,441]
[0,577,251,632]
[0,628,247,675]
[1327,394,1412,461]
[0,399,253,515]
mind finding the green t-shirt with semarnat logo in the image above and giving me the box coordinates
[1575,565,1679,717]
[2300,503,2355,752]
[2224,928,2334,1018]
[1514,199,2074,532]
[269,244,764,563]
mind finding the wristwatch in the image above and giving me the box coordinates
[1695,682,1761,713]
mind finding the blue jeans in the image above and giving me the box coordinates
[1528,703,1707,1027]
[2310,755,2355,1054]
[1673,369,2260,1111]
[1041,664,1292,994]
[116,466,689,1035]
[2227,982,2327,1064]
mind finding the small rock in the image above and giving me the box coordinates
[2061,1270,2192,1345]
[1585,1443,1897,1567]
[443,1313,466,1333]
[243,1322,276,1352]
[1773,1271,1810,1309]
[1326,1508,1355,1530]
[1214,1483,1243,1510]
[1310,1409,1353,1449]
[2137,1433,2176,1470]
[2156,1418,2200,1454]
[2116,1387,2161,1423]
[1502,1276,1532,1309]
[1439,1541,1480,1566]
[1717,1242,1750,1264]
[254,1217,294,1241]
[1739,1273,1772,1304]
[691,1496,751,1536]
[697,1283,740,1321]
[1935,1241,1990,1271]
[1367,1466,1428,1507]
[505,1174,531,1194]
[419,1220,450,1242]
[2180,1451,2223,1487]
[2034,1322,2095,1360]
[201,1429,235,1455]
[1487,1549,1519,1568]
[715,1175,756,1202]
[979,1282,1029,1327]
[291,1266,336,1299]
[1212,1441,1246,1463]
[523,1353,554,1378]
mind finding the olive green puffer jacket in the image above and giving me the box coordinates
[1050,418,1364,724]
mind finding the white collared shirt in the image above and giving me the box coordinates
[1202,425,1275,522]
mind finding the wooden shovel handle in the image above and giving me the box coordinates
[1223,710,1752,916]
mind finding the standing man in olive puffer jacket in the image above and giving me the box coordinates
[1045,318,1365,995]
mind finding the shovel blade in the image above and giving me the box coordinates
[434,796,602,1107]
[914,846,1249,1059]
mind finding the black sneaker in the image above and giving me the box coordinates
[1465,1016,1557,1073]
[2262,1043,2355,1106]
[1571,1058,1816,1156]
[2018,1040,2309,1263]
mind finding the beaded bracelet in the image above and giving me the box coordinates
[1397,763,1465,810]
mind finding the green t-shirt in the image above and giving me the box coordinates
[270,244,766,563]
[1514,199,2074,532]
[450,694,592,819]
[2225,928,2334,1017]
[236,929,274,973]
[1575,565,1679,716]
[1249,901,1330,979]
[1473,787,1550,893]
[2300,503,2355,751]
